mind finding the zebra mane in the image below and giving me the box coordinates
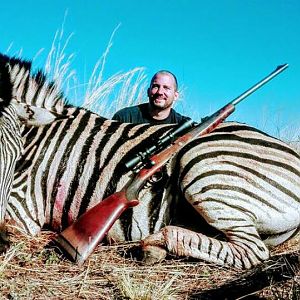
[0,53,68,115]
[0,56,13,115]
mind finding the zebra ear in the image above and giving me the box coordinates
[11,99,70,126]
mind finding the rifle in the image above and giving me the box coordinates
[54,64,288,265]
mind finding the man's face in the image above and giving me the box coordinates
[148,73,179,110]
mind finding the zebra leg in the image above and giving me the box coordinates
[142,224,270,269]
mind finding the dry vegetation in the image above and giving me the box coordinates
[0,224,298,300]
[41,22,148,118]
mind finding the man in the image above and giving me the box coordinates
[112,70,190,124]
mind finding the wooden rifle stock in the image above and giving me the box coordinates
[54,191,139,265]
[54,64,288,265]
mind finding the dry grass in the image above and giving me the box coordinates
[258,236,300,300]
[40,21,148,118]
[0,224,299,300]
[80,24,147,117]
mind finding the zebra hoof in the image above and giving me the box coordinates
[0,227,10,253]
[142,245,167,264]
[141,231,166,264]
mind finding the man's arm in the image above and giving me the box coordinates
[111,107,130,122]
[111,111,122,122]
[111,106,143,123]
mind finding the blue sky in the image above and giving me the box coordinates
[0,0,299,137]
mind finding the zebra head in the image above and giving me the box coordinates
[0,53,69,252]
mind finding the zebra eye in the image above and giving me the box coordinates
[150,172,164,183]
[144,171,164,188]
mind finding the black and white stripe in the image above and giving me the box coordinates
[0,105,23,225]
[156,122,300,268]
[0,57,23,228]
[10,111,172,234]
[2,54,300,269]
[0,53,67,232]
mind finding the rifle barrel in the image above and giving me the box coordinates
[231,64,288,106]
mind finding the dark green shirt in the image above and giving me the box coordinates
[112,103,190,124]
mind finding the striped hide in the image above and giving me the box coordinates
[0,58,23,251]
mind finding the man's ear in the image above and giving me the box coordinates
[147,88,151,97]
[174,90,179,101]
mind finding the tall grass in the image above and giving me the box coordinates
[41,22,147,118]
[44,13,76,97]
[81,23,145,116]
[277,123,300,153]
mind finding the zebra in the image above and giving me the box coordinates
[1,54,299,269]
[0,54,65,251]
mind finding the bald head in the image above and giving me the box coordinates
[150,70,178,91]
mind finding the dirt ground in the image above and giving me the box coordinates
[0,224,299,300]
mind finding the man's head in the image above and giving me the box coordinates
[147,70,179,111]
